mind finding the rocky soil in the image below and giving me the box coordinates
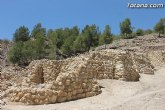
[0,40,12,71]
[95,34,165,52]
[1,34,165,110]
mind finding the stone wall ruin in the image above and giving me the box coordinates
[6,49,155,105]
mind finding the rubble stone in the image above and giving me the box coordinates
[6,49,154,105]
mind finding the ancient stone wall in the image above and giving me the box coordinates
[129,52,154,75]
[6,49,154,105]
[87,50,154,79]
[146,51,165,67]
[7,58,101,104]
[85,50,140,81]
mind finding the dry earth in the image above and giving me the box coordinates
[2,65,165,110]
[1,34,165,110]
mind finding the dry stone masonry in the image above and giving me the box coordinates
[7,59,101,104]
[145,51,165,67]
[5,49,155,105]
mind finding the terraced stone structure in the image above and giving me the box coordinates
[7,49,154,105]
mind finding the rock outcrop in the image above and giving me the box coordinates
[6,49,154,104]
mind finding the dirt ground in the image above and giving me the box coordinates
[2,66,165,110]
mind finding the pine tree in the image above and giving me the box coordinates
[154,18,165,37]
[13,26,30,42]
[99,25,113,48]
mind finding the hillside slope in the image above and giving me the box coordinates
[1,34,165,110]
[0,40,11,71]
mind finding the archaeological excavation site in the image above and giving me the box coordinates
[1,0,165,109]
[1,34,165,110]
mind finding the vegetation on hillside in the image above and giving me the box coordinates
[154,18,165,37]
[7,18,165,65]
[8,23,113,65]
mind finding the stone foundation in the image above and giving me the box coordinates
[7,49,154,104]
[146,51,165,67]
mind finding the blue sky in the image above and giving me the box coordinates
[0,0,165,40]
